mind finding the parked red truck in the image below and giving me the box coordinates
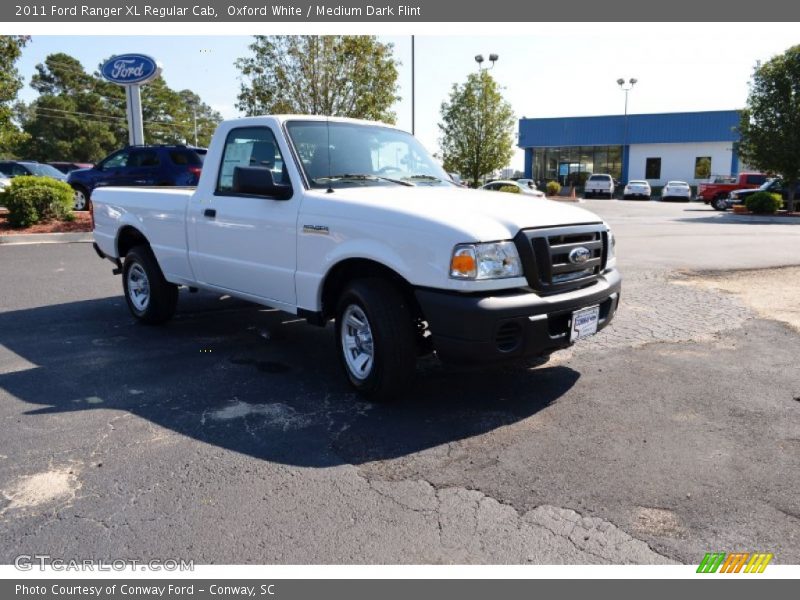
[697,173,768,210]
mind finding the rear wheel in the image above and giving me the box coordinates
[335,278,417,401]
[122,245,178,324]
[72,186,90,211]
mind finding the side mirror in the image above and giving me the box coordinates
[233,166,292,200]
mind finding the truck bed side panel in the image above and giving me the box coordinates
[92,187,196,282]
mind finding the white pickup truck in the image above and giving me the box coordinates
[92,116,621,400]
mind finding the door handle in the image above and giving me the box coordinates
[203,208,216,218]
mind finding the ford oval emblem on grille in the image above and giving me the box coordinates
[568,247,591,265]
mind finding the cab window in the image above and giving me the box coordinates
[216,127,289,195]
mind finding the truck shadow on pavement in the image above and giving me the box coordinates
[0,292,579,468]
[675,215,800,224]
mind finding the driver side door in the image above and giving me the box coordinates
[190,125,298,308]
[96,149,131,188]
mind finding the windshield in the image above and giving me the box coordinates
[28,163,66,179]
[629,181,648,185]
[285,120,452,189]
[760,178,779,190]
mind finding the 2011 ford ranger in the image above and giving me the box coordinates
[92,116,621,400]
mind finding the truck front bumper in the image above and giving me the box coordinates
[415,269,621,364]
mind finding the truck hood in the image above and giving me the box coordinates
[309,185,605,240]
[730,187,759,195]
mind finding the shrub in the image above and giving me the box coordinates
[745,191,783,214]
[498,185,520,194]
[546,181,561,196]
[2,176,74,228]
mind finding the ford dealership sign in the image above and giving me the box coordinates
[101,54,161,85]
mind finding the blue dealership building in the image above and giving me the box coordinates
[519,110,742,187]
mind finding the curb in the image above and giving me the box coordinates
[0,232,93,245]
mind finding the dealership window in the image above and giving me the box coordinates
[531,145,622,185]
[694,156,712,179]
[645,157,661,179]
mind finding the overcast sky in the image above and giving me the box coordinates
[14,26,800,169]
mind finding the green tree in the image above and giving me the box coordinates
[0,35,30,155]
[139,79,221,147]
[20,53,123,161]
[236,36,400,123]
[177,90,220,147]
[438,71,515,187]
[738,45,800,212]
[18,53,222,161]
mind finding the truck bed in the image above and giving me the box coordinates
[92,185,198,282]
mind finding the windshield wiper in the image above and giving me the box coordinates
[313,173,414,187]
[403,174,443,183]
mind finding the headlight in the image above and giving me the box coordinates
[730,192,739,199]
[606,229,617,270]
[450,241,522,280]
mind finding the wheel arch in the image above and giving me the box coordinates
[116,225,150,258]
[319,258,424,323]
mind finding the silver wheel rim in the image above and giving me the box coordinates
[340,304,374,380]
[127,263,150,312]
[74,190,86,210]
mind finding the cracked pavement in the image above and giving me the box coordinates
[0,200,798,564]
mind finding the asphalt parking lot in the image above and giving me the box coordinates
[1,200,798,565]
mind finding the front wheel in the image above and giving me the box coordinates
[335,279,417,401]
[711,196,728,211]
[122,245,178,325]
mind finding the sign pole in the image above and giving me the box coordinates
[102,54,161,146]
[125,85,145,145]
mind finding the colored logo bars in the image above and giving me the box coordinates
[697,552,773,573]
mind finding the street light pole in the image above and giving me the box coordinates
[617,77,637,184]
[474,53,498,186]
[192,104,198,147]
[411,35,415,136]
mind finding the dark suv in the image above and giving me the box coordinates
[67,145,206,210]
[726,178,800,209]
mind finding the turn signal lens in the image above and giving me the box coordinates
[449,242,523,280]
[450,247,477,278]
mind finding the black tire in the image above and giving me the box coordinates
[334,278,417,401]
[122,245,178,325]
[72,185,90,211]
[711,196,728,211]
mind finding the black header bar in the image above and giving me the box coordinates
[4,0,800,22]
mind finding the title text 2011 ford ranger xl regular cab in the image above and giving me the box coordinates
[92,116,621,400]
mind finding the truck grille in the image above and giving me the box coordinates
[513,224,607,294]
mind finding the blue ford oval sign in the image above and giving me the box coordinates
[101,54,161,85]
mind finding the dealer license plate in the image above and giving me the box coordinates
[570,305,600,342]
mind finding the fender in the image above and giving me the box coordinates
[296,237,416,313]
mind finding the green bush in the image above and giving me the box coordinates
[745,191,783,214]
[2,176,74,228]
[498,185,520,194]
[546,181,561,196]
